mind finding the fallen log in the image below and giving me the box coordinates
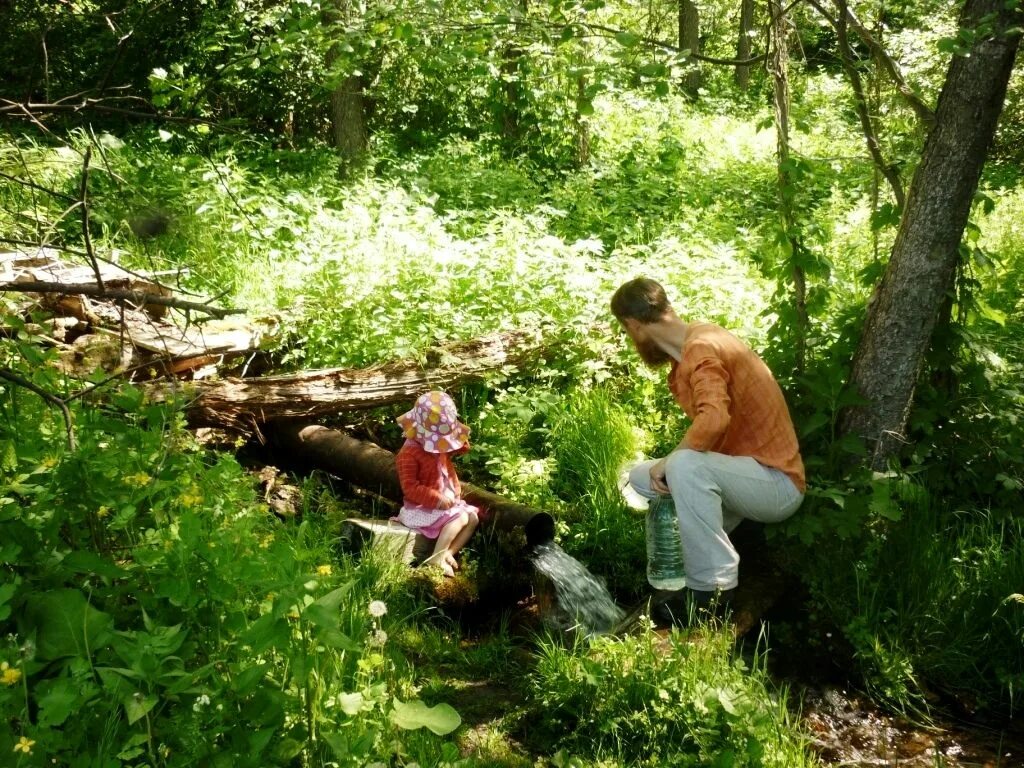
[267,422,555,548]
[169,329,546,435]
[2,248,266,376]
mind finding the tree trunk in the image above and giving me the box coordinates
[768,0,808,375]
[159,329,549,434]
[574,71,591,167]
[735,0,755,90]
[841,0,1022,469]
[324,0,368,175]
[679,0,702,94]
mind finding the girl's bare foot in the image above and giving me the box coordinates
[424,550,456,577]
[444,552,460,571]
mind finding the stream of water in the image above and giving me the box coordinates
[529,541,625,637]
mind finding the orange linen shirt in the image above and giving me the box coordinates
[668,323,806,492]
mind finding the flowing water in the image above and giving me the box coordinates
[530,541,625,637]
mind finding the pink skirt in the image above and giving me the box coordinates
[393,500,478,540]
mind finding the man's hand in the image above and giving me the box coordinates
[649,458,671,495]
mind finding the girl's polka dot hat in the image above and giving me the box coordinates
[397,391,470,454]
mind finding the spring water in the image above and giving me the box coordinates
[530,541,624,637]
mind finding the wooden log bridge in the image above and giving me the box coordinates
[168,329,546,435]
[267,422,556,549]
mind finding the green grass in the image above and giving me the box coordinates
[528,626,818,767]
[4,72,1024,763]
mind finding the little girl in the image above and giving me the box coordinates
[394,391,480,577]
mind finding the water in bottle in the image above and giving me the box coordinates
[645,494,687,591]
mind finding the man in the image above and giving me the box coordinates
[611,277,805,623]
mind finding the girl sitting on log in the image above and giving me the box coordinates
[394,391,480,576]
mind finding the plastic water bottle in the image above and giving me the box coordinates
[645,494,687,591]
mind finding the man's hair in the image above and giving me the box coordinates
[611,278,672,323]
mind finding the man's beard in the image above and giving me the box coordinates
[635,336,671,367]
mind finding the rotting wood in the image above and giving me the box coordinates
[1,249,271,377]
[169,329,546,434]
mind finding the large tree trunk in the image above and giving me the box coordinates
[329,74,368,174]
[679,0,702,94]
[324,0,368,175]
[735,0,755,90]
[160,330,547,434]
[841,0,1022,469]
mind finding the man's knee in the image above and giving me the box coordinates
[628,462,657,497]
[664,449,710,489]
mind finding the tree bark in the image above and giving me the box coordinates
[841,0,1022,468]
[735,0,755,90]
[679,0,702,94]
[162,329,548,434]
[323,0,368,175]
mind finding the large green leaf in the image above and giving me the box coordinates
[25,588,114,660]
[36,678,81,726]
[390,698,461,735]
[123,691,158,725]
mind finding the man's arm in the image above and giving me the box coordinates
[649,354,732,493]
[681,356,731,451]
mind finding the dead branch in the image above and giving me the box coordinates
[0,280,241,318]
[0,367,76,450]
[78,147,104,290]
[832,0,935,128]
[163,329,549,434]
[809,0,906,208]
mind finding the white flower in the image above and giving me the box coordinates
[193,694,211,712]
[368,600,388,618]
[369,629,388,647]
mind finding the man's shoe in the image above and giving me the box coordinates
[650,590,688,628]
[650,588,735,628]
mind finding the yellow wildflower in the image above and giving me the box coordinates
[1,662,21,686]
[258,534,274,549]
[13,736,34,754]
[96,505,111,519]
[316,564,333,577]
[127,472,152,487]
[179,487,203,507]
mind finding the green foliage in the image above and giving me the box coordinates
[529,628,817,766]
[547,388,647,599]
[805,489,1024,716]
[0,347,465,765]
